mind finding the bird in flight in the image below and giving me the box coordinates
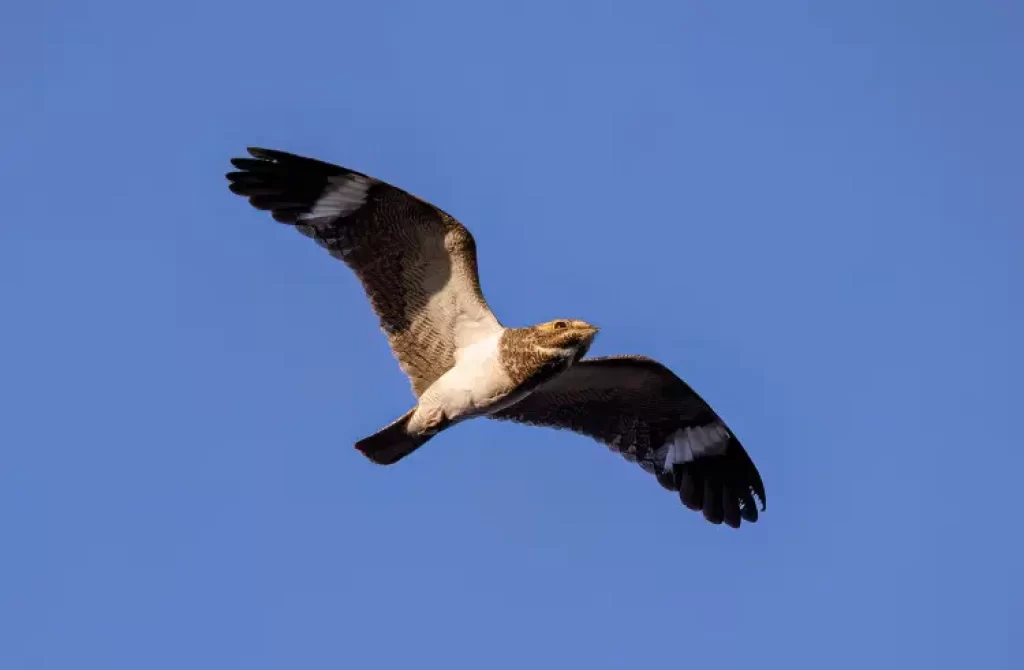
[226,147,766,528]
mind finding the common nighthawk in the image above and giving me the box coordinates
[226,147,766,528]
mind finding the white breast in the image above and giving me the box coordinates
[424,331,516,422]
[451,330,503,374]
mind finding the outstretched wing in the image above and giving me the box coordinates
[490,355,766,528]
[226,148,502,397]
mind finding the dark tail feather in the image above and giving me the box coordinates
[354,409,432,465]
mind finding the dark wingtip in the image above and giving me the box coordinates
[751,473,767,511]
[670,435,766,528]
[728,435,767,514]
[702,478,724,525]
[677,466,704,511]
[722,489,742,529]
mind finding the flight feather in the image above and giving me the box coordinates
[226,147,502,396]
[490,355,766,527]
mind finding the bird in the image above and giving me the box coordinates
[225,147,766,528]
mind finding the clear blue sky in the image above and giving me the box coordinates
[2,1,1021,668]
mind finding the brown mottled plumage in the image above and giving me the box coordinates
[498,320,596,387]
[226,147,766,528]
[228,147,495,397]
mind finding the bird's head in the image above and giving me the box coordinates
[531,319,600,362]
[498,320,600,387]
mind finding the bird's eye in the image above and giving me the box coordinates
[553,321,568,329]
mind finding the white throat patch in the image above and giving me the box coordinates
[535,345,577,359]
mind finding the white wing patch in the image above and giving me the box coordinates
[300,174,376,220]
[663,422,731,469]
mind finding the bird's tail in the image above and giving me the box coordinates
[354,408,434,465]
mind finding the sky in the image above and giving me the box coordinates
[2,1,1022,668]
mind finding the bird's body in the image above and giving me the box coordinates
[409,329,526,437]
[226,147,767,528]
[364,321,599,463]
[415,330,513,431]
[416,322,593,428]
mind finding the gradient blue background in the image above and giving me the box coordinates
[3,1,1021,668]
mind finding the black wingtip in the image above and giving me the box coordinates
[672,435,766,529]
[702,478,724,525]
[225,147,359,224]
[722,489,742,529]
[247,146,275,159]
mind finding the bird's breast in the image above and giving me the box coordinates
[425,331,521,422]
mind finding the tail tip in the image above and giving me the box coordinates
[354,436,405,466]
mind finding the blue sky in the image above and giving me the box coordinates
[2,1,1022,668]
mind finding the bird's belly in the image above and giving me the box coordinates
[426,354,519,423]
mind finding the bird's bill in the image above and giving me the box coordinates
[572,324,599,347]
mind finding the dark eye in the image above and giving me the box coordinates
[553,321,568,329]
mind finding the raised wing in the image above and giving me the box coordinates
[490,355,766,528]
[226,148,502,396]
